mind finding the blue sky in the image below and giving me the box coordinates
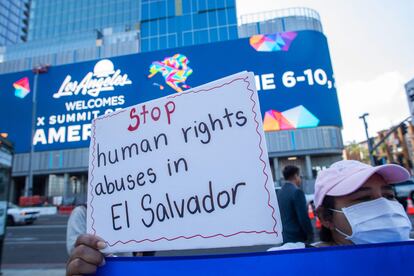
[237,0,414,143]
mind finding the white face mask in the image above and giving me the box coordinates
[330,197,412,244]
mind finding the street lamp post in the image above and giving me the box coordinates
[359,113,375,166]
[25,65,49,197]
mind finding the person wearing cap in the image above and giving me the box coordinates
[314,160,413,246]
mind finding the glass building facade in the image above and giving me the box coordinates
[141,0,238,51]
[0,0,238,74]
[0,0,27,47]
[0,0,142,74]
[238,7,323,38]
[27,0,141,41]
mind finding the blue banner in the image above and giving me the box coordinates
[0,30,342,153]
[96,241,414,276]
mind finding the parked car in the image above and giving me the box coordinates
[7,202,40,226]
[392,179,414,210]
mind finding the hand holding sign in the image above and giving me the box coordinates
[66,234,106,276]
[87,72,282,253]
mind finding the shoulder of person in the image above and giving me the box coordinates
[282,182,295,190]
[73,205,87,213]
[293,187,305,196]
[69,205,87,220]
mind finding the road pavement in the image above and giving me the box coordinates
[2,214,68,271]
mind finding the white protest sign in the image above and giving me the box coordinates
[87,72,282,253]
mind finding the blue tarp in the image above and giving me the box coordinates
[96,241,414,275]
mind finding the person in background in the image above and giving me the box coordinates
[315,160,413,246]
[66,204,87,255]
[277,165,314,243]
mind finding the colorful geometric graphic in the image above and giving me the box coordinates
[13,77,30,99]
[249,32,298,52]
[148,54,193,93]
[263,105,320,132]
[282,105,320,129]
[263,110,295,131]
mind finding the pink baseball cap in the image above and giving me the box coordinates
[314,160,410,208]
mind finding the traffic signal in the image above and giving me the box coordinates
[400,123,408,135]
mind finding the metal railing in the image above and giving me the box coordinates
[238,7,321,25]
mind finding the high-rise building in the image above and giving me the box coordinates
[140,0,238,51]
[0,0,28,47]
[0,0,142,73]
[0,0,241,203]
[0,0,238,74]
[0,4,343,203]
[27,0,140,42]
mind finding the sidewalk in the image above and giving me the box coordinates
[1,269,65,276]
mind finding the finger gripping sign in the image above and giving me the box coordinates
[87,72,282,253]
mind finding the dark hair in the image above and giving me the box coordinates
[282,165,300,180]
[319,195,335,242]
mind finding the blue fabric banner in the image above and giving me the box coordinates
[95,241,414,275]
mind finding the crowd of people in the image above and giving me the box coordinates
[65,160,413,275]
